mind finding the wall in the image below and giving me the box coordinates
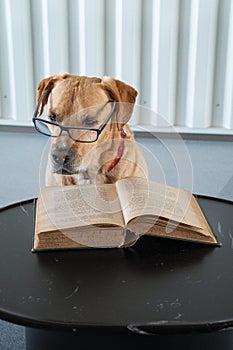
[0,131,232,208]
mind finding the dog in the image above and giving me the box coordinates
[34,73,148,186]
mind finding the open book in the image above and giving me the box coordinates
[33,177,219,251]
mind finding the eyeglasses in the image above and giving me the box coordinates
[32,101,116,143]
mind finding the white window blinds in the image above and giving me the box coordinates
[0,0,232,132]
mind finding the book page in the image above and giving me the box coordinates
[116,177,205,230]
[37,183,125,233]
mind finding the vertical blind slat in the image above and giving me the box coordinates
[222,0,233,128]
[41,0,70,76]
[0,0,11,118]
[114,0,123,79]
[175,0,192,127]
[84,0,105,77]
[4,0,34,120]
[121,0,142,124]
[185,0,219,128]
[148,0,160,124]
[155,0,180,126]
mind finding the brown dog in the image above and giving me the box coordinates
[34,73,148,186]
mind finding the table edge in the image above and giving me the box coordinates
[1,308,233,334]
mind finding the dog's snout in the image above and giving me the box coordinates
[52,143,74,166]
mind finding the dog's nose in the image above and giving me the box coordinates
[52,144,74,166]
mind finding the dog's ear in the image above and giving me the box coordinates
[36,73,69,116]
[101,76,138,127]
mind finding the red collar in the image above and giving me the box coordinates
[107,130,126,173]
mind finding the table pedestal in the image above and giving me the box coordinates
[26,327,233,350]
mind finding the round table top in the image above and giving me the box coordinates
[0,196,233,334]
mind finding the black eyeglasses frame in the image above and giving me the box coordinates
[32,101,116,143]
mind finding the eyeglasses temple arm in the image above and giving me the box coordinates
[98,101,116,133]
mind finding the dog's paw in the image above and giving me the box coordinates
[78,179,92,185]
[76,172,92,185]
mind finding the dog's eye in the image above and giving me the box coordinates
[84,118,97,127]
[48,114,57,122]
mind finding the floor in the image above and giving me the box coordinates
[0,130,233,349]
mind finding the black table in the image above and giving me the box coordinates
[0,196,233,350]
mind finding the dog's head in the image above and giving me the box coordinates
[35,73,137,175]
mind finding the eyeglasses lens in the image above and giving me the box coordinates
[35,120,61,137]
[68,129,98,142]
